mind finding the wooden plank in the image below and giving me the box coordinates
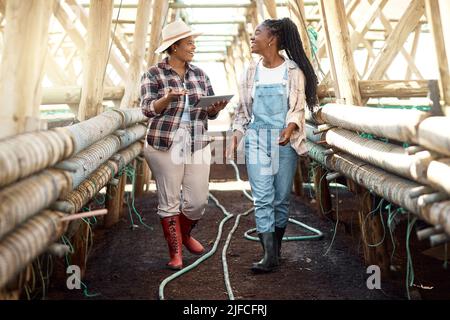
[365,0,425,81]
[120,0,152,109]
[78,0,114,121]
[0,0,54,139]
[147,0,169,67]
[425,0,450,109]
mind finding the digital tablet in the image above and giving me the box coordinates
[195,95,234,108]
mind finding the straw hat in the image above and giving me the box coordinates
[155,20,202,54]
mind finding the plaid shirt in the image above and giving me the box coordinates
[140,57,216,152]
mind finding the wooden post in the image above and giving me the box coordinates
[77,0,114,121]
[263,0,277,19]
[147,0,170,67]
[288,0,312,61]
[135,156,151,197]
[71,220,90,278]
[319,0,362,106]
[312,165,332,217]
[0,0,54,139]
[105,173,127,227]
[238,24,252,61]
[425,0,450,113]
[356,187,390,275]
[120,0,153,109]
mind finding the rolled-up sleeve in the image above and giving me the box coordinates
[140,71,160,118]
[286,70,306,131]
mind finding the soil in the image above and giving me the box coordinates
[46,163,450,300]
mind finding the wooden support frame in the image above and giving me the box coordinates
[120,0,152,109]
[147,0,170,67]
[78,0,114,121]
[0,0,55,139]
[320,0,362,105]
[104,173,127,228]
[425,0,450,113]
[364,0,425,82]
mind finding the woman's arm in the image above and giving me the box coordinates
[140,71,185,117]
[140,71,161,118]
[279,69,306,145]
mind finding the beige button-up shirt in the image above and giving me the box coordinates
[232,57,308,155]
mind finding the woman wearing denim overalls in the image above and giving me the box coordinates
[229,18,318,273]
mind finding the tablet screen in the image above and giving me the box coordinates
[195,95,234,108]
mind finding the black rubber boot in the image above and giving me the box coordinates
[251,232,279,273]
[275,227,286,260]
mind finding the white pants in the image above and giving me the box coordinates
[143,123,211,220]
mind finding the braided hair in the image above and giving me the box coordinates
[262,18,318,111]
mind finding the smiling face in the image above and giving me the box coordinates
[250,23,277,55]
[170,36,196,62]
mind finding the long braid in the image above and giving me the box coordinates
[263,18,318,111]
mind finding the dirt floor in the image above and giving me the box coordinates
[46,163,450,300]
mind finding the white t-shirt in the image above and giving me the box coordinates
[251,61,287,98]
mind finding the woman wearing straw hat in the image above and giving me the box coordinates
[228,18,317,273]
[141,20,228,270]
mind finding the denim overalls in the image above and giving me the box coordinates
[245,63,299,233]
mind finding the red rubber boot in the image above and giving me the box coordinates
[179,213,205,255]
[160,215,183,270]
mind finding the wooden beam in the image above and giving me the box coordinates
[405,25,421,79]
[0,0,54,139]
[317,80,431,99]
[42,86,124,105]
[425,0,450,110]
[365,0,425,81]
[78,0,114,121]
[320,0,362,105]
[120,0,152,109]
[370,2,424,80]
[147,0,169,67]
[349,0,388,53]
